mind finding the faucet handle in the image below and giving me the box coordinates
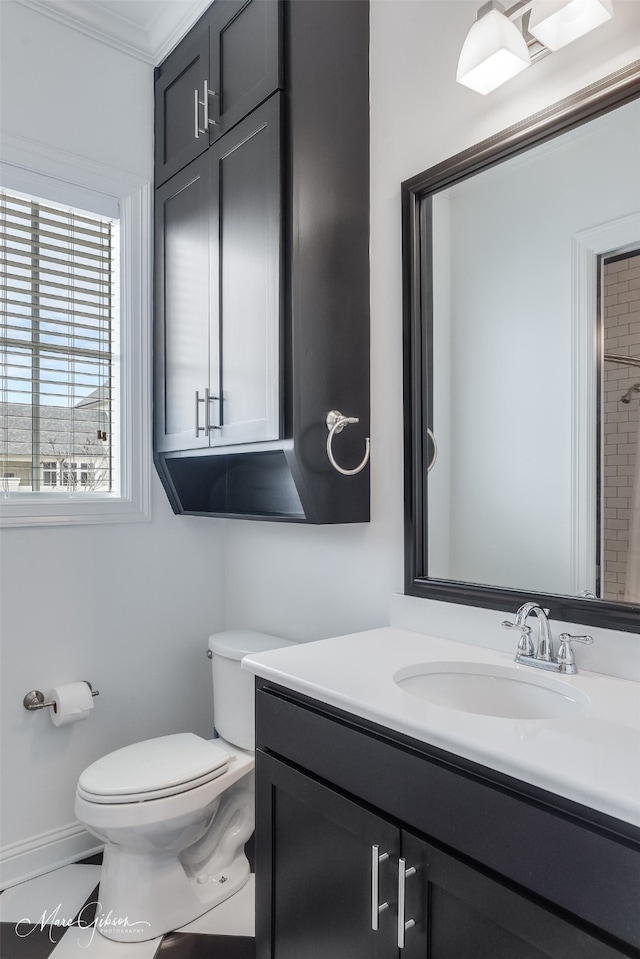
[502,620,534,656]
[557,633,593,674]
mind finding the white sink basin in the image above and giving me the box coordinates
[394,661,590,720]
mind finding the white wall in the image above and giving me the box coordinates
[0,1,227,879]
[224,0,640,639]
[0,1,151,177]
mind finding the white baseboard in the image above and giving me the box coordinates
[0,822,102,890]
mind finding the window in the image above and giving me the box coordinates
[42,460,57,486]
[0,189,117,496]
[0,145,151,527]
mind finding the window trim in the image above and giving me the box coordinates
[0,136,151,527]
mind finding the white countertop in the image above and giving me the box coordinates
[242,626,640,828]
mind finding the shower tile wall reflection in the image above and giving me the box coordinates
[602,251,640,601]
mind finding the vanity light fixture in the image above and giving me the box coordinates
[456,2,531,95]
[528,0,614,50]
[457,0,614,94]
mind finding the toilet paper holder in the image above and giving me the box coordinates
[23,682,99,711]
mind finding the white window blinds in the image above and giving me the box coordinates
[0,189,117,494]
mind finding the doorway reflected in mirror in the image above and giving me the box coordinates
[601,250,640,603]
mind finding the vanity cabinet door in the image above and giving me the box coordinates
[256,752,399,959]
[400,831,629,959]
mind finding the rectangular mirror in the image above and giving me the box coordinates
[403,62,640,633]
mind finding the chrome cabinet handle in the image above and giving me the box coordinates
[195,390,206,436]
[194,88,201,139]
[195,81,219,138]
[397,858,416,949]
[196,390,221,436]
[205,388,222,432]
[202,80,219,129]
[371,845,389,931]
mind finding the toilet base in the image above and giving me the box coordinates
[86,776,255,942]
[93,845,251,941]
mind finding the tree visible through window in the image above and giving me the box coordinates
[0,189,118,494]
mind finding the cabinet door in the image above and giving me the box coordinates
[256,752,399,959]
[210,94,282,446]
[208,0,281,143]
[155,155,217,453]
[155,28,210,187]
[400,832,629,959]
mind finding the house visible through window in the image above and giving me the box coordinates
[0,188,118,495]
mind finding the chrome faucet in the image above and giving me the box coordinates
[502,603,593,674]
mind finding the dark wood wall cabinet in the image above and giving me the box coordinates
[255,682,640,959]
[153,0,370,523]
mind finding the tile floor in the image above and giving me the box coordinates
[0,855,255,959]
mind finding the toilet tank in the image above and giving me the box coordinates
[208,630,296,750]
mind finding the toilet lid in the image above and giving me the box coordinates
[78,733,229,801]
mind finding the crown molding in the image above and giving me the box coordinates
[148,0,212,63]
[15,0,212,65]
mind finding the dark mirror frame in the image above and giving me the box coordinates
[402,61,640,635]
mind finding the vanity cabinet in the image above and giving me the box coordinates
[153,0,370,523]
[154,0,281,187]
[260,754,399,959]
[255,682,640,959]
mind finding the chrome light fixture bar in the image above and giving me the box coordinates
[457,0,614,95]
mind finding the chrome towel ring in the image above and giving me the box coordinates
[325,410,371,476]
[427,428,437,473]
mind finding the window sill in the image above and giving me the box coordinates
[0,494,150,528]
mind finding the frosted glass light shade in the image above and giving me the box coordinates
[457,8,531,95]
[529,0,614,51]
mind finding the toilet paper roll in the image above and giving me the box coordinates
[46,682,94,727]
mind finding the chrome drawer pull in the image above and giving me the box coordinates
[397,857,416,949]
[371,845,389,931]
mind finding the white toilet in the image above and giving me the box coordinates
[74,631,294,942]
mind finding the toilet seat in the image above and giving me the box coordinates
[77,733,230,804]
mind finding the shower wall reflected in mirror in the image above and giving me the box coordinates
[601,250,640,603]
